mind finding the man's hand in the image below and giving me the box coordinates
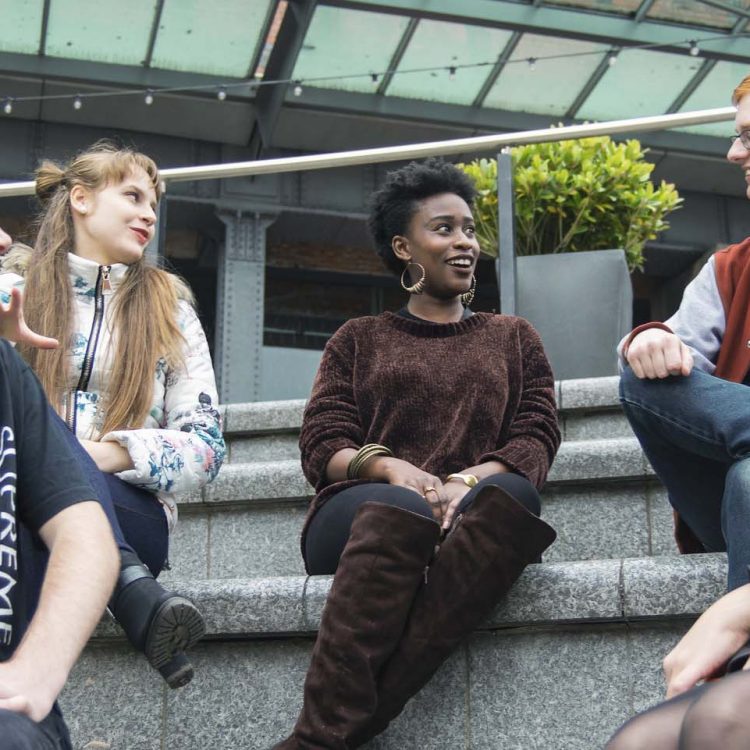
[663,583,750,699]
[0,288,58,349]
[0,660,56,722]
[78,439,133,473]
[626,328,693,379]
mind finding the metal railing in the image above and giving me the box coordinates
[0,105,736,198]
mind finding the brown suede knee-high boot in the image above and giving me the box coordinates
[273,500,440,750]
[352,484,557,747]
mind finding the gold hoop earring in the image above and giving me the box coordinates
[400,262,426,295]
[461,274,476,306]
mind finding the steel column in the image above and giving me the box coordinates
[215,210,277,402]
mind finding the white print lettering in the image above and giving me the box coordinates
[0,427,17,646]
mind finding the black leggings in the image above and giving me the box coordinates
[304,472,541,575]
[606,670,750,749]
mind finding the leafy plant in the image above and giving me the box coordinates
[458,135,682,271]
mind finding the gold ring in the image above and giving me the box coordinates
[424,487,437,494]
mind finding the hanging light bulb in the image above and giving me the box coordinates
[448,66,456,80]
[144,89,154,105]
[608,51,618,67]
[2,98,12,115]
[73,95,82,110]
[371,73,378,84]
[528,57,537,72]
[217,87,227,101]
[293,81,303,97]
[689,40,700,57]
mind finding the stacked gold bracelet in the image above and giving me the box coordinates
[347,443,393,480]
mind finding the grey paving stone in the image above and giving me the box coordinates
[63,643,165,750]
[541,485,649,562]
[622,554,727,618]
[209,505,307,578]
[159,513,209,584]
[490,559,622,626]
[366,649,468,749]
[559,375,620,410]
[224,399,306,434]
[563,411,631,441]
[202,459,312,503]
[548,437,647,483]
[626,622,691,715]
[163,639,309,750]
[469,627,633,750]
[229,432,301,463]
[648,486,680,557]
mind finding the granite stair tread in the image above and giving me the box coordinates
[98,553,725,641]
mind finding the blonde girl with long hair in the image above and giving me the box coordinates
[0,142,225,688]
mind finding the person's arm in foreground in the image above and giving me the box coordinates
[622,257,724,379]
[0,501,118,721]
[663,584,750,699]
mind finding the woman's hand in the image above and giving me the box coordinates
[78,439,134,474]
[441,480,471,530]
[0,288,58,349]
[663,583,750,699]
[362,456,448,523]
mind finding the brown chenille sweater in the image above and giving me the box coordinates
[298,311,561,552]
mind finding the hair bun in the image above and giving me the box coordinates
[35,161,66,203]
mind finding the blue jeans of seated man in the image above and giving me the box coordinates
[620,366,750,590]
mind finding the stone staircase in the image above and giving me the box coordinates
[61,376,725,750]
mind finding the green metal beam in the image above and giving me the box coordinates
[323,0,750,60]
[250,0,318,154]
[634,0,656,23]
[668,16,748,114]
[566,47,618,119]
[693,0,750,20]
[377,17,419,96]
[0,52,252,94]
[472,31,521,108]
[38,0,51,56]
[144,0,166,69]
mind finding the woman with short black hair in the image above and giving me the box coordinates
[274,157,560,749]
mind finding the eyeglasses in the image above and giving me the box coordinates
[730,131,750,149]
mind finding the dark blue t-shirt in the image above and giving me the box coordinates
[0,341,96,660]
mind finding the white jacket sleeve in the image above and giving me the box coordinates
[101,301,226,495]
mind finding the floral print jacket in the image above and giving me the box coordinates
[0,253,225,530]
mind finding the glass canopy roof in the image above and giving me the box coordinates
[0,0,748,146]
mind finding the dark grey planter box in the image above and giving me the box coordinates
[516,249,632,380]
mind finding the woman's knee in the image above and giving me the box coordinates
[363,484,434,520]
[680,673,750,747]
[478,473,541,516]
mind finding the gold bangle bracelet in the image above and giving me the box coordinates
[347,443,393,480]
[446,473,479,488]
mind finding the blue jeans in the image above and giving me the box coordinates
[0,709,71,750]
[49,409,168,576]
[620,366,750,590]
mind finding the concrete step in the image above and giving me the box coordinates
[220,376,630,465]
[63,554,726,750]
[162,436,675,581]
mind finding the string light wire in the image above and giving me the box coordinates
[0,31,742,113]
